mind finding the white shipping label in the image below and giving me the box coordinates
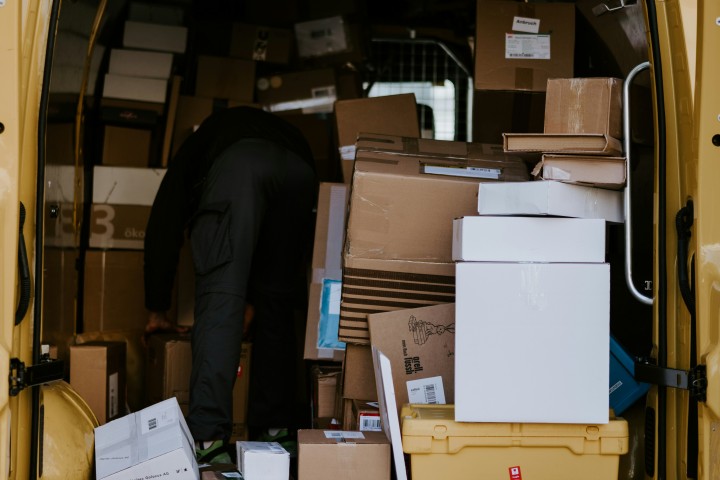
[359,414,382,432]
[323,430,366,440]
[407,376,446,405]
[512,16,541,34]
[339,145,356,161]
[505,34,551,60]
[140,404,178,434]
[108,372,119,418]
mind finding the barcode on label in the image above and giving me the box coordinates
[148,417,157,430]
[360,415,382,432]
[325,431,344,438]
[424,384,437,404]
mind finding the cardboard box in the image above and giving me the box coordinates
[236,442,289,480]
[108,48,174,80]
[123,20,188,53]
[340,257,456,345]
[455,262,610,424]
[474,1,575,91]
[311,363,342,420]
[294,16,350,58]
[452,216,607,263]
[544,77,623,139]
[95,397,198,480]
[345,399,381,432]
[532,154,626,189]
[256,68,337,114]
[230,23,292,63]
[367,303,455,418]
[305,183,348,362]
[70,341,126,424]
[345,134,528,264]
[401,404,628,480]
[342,344,378,401]
[88,204,152,250]
[83,250,147,332]
[144,334,192,414]
[100,98,164,127]
[101,125,152,167]
[92,166,166,206]
[502,132,623,156]
[334,94,420,183]
[194,55,256,102]
[298,429,391,480]
[103,73,168,104]
[476,180,624,223]
[231,342,252,442]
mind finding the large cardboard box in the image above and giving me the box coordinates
[92,166,166,206]
[230,23,293,63]
[89,204,152,250]
[101,125,152,167]
[342,344,378,401]
[345,134,528,264]
[95,397,198,480]
[305,183,348,362]
[452,216,606,263]
[298,429,391,480]
[194,55,256,102]
[334,94,420,183]
[123,20,188,53]
[474,1,575,91]
[256,68,337,114]
[144,334,192,414]
[70,341,126,424]
[544,77,624,139]
[367,303,455,418]
[455,262,610,424]
[476,180,624,223]
[83,250,147,332]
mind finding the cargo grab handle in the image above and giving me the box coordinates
[623,62,653,305]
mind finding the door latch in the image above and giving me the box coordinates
[9,352,64,396]
[635,359,707,402]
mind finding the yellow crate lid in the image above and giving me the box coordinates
[400,404,629,456]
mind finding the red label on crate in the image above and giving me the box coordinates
[509,466,522,480]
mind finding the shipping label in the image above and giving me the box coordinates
[505,34,551,60]
[407,376,446,404]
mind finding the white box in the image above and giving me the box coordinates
[123,20,188,53]
[452,216,606,263]
[92,166,166,206]
[94,397,198,480]
[455,262,610,424]
[477,180,624,223]
[236,442,290,480]
[294,16,349,58]
[103,73,168,103]
[109,48,174,79]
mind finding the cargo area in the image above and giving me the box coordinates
[33,0,659,478]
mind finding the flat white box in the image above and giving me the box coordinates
[109,48,174,79]
[123,20,188,53]
[477,180,624,223]
[455,262,610,424]
[452,216,606,263]
[93,166,166,206]
[94,397,198,480]
[236,442,290,480]
[103,73,168,103]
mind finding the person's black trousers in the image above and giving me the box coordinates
[187,138,316,442]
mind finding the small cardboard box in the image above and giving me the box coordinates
[256,68,337,114]
[102,73,168,104]
[532,154,626,190]
[70,341,126,424]
[544,77,624,140]
[92,166,166,206]
[294,16,351,59]
[367,303,455,418]
[194,55,256,102]
[123,20,188,53]
[230,22,293,63]
[311,364,342,421]
[452,216,607,263]
[342,344,378,401]
[108,48,173,80]
[298,429,391,480]
[455,262,610,424]
[95,397,198,480]
[101,125,152,167]
[474,1,575,91]
[334,94,420,183]
[502,132,623,156]
[476,180,624,223]
[88,204,152,250]
[236,442,289,480]
[344,399,382,432]
[144,334,192,414]
[305,183,348,362]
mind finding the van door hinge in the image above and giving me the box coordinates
[9,357,64,396]
[592,0,637,16]
[635,360,707,402]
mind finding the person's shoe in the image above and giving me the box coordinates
[196,440,233,464]
[256,428,297,458]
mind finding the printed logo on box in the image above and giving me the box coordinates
[509,466,522,480]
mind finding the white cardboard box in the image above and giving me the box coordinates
[477,180,624,223]
[103,73,168,103]
[123,20,188,53]
[94,397,198,480]
[109,48,174,79]
[455,262,610,424]
[452,216,606,263]
[236,441,290,480]
[93,166,166,206]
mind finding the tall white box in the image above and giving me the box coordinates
[236,442,290,480]
[477,180,624,223]
[455,262,610,424]
[452,216,606,262]
[94,397,199,480]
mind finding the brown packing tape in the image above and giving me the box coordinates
[343,267,455,285]
[515,67,535,91]
[343,276,455,294]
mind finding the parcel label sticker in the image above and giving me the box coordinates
[505,34,551,60]
[509,466,522,480]
[512,16,540,34]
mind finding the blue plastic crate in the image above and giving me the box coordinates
[609,335,650,415]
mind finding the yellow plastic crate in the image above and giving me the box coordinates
[401,404,628,480]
